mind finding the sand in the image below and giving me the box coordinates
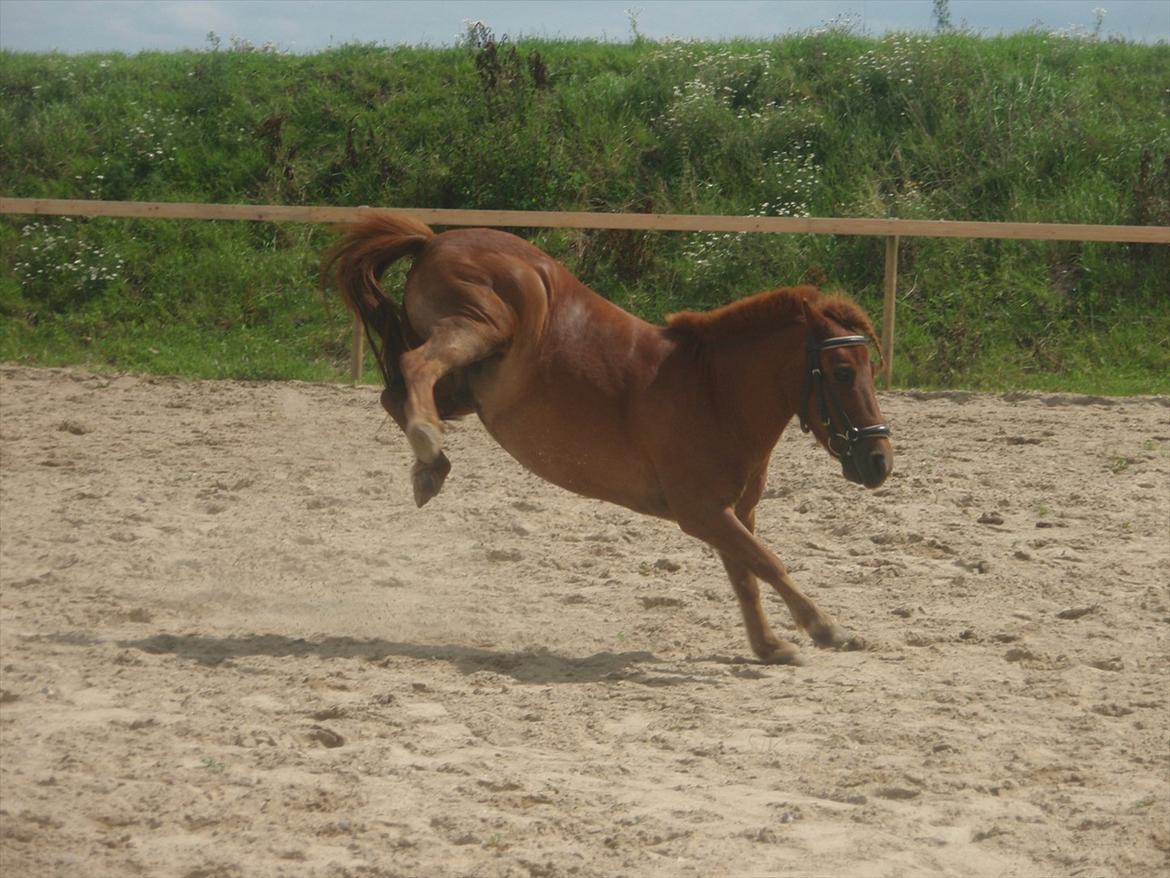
[1,364,1167,877]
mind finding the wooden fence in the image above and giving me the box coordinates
[3,196,1168,385]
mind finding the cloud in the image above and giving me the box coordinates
[162,1,239,36]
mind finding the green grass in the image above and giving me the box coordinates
[1,28,1167,393]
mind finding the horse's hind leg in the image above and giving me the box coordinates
[410,450,452,508]
[380,385,454,507]
[400,315,506,461]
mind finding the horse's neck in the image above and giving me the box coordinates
[706,323,805,457]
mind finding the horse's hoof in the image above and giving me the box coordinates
[755,642,805,666]
[407,421,443,464]
[412,455,450,507]
[811,622,865,651]
[412,468,441,507]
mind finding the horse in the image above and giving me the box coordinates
[323,213,893,665]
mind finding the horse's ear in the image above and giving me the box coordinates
[799,296,820,329]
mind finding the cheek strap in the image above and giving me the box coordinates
[799,335,891,459]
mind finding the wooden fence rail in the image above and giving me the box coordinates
[3,197,1168,384]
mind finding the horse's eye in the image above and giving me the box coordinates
[833,367,855,385]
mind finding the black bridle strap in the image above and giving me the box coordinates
[799,335,891,459]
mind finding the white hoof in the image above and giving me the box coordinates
[407,421,442,464]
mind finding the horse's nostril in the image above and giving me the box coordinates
[871,451,890,478]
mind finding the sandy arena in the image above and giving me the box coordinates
[1,364,1167,877]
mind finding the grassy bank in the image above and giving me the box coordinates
[1,27,1167,392]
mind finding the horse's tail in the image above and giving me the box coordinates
[321,213,435,388]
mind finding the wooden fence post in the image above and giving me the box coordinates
[350,316,363,384]
[880,235,899,387]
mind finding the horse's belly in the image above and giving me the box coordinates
[474,392,667,517]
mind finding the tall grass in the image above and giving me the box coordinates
[1,27,1167,391]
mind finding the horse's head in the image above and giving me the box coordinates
[798,300,893,489]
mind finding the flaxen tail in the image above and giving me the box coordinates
[321,213,435,388]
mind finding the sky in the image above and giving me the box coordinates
[0,0,1167,53]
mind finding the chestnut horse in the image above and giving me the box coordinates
[324,214,893,665]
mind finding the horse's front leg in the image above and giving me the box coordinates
[719,547,803,665]
[679,508,864,659]
[716,484,801,664]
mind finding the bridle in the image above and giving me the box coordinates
[799,334,891,460]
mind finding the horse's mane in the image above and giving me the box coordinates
[665,286,879,347]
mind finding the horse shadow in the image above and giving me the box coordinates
[116,631,727,686]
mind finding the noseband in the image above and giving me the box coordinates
[798,335,891,460]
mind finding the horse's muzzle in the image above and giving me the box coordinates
[842,438,893,489]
